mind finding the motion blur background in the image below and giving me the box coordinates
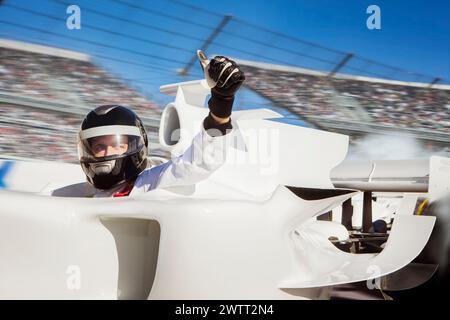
[0,0,449,162]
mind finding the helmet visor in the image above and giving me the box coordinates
[78,125,145,162]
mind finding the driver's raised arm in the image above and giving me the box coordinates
[132,56,245,193]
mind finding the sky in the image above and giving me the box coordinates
[0,0,449,110]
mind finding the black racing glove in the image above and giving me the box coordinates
[207,56,245,118]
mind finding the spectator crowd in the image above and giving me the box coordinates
[1,45,449,162]
[0,46,164,162]
[0,47,161,119]
[242,66,450,134]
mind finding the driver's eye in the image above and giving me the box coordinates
[94,144,107,153]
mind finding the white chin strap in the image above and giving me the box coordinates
[91,160,116,175]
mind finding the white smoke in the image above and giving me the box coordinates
[346,134,449,160]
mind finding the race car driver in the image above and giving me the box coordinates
[49,55,245,197]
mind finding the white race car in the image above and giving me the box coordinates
[0,77,447,300]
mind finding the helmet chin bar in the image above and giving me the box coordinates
[81,150,147,190]
[91,160,116,175]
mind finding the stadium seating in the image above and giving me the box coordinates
[0,46,164,162]
[242,65,450,133]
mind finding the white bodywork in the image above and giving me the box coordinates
[0,79,440,299]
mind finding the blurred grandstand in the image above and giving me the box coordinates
[1,38,449,164]
[239,59,450,155]
[1,0,449,163]
[0,39,166,162]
